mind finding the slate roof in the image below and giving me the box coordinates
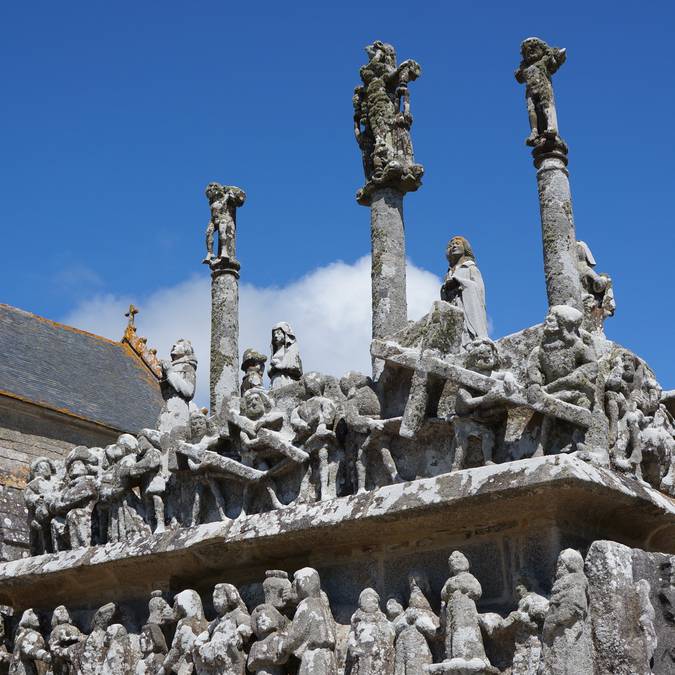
[0,304,163,433]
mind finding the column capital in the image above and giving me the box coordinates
[207,255,241,279]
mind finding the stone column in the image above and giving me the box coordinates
[369,187,407,340]
[516,37,583,311]
[203,183,246,414]
[533,145,583,310]
[353,41,424,375]
[209,258,240,413]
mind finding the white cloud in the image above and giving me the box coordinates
[61,256,441,408]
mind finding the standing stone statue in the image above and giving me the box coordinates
[49,605,84,675]
[388,571,439,675]
[136,624,167,675]
[70,602,118,675]
[161,590,208,675]
[515,38,566,148]
[539,549,593,675]
[346,588,395,675]
[268,323,303,389]
[276,567,337,675]
[130,430,167,534]
[193,583,252,675]
[440,236,488,349]
[241,348,267,395]
[11,609,52,674]
[203,183,246,265]
[24,456,58,554]
[157,339,198,437]
[100,623,138,674]
[353,40,423,204]
[429,551,495,674]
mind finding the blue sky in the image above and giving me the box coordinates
[1,1,673,390]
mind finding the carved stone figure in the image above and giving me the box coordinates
[431,551,495,673]
[157,339,198,437]
[136,624,167,675]
[515,37,566,148]
[353,41,423,203]
[527,306,598,454]
[340,371,401,493]
[49,605,84,675]
[50,446,99,551]
[277,567,337,675]
[539,549,593,675]
[10,609,51,675]
[193,583,252,675]
[241,348,267,395]
[24,457,58,554]
[101,623,138,675]
[388,571,439,675]
[440,237,488,349]
[269,323,302,389]
[451,338,515,471]
[203,183,246,264]
[147,590,176,628]
[129,429,167,533]
[248,571,291,675]
[577,241,615,332]
[639,405,675,496]
[0,613,10,675]
[160,590,208,674]
[504,580,549,675]
[292,373,340,502]
[346,587,395,675]
[70,602,117,675]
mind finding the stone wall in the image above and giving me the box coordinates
[0,395,118,560]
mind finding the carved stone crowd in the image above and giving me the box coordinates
[4,545,655,675]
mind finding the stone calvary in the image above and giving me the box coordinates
[0,38,674,675]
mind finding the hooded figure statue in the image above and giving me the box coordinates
[268,323,303,389]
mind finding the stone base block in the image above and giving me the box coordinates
[426,657,498,674]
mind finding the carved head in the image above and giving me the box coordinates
[170,339,195,363]
[544,305,583,339]
[173,589,205,621]
[189,411,208,442]
[271,322,296,351]
[205,182,226,205]
[116,433,139,456]
[19,609,40,630]
[51,605,72,628]
[358,588,381,614]
[148,591,175,626]
[263,570,291,608]
[385,598,404,620]
[65,447,97,479]
[448,550,470,575]
[92,603,117,631]
[556,548,584,577]
[465,338,499,373]
[213,583,241,616]
[241,348,267,373]
[140,623,167,656]
[241,388,273,421]
[29,457,56,480]
[293,567,321,600]
[446,236,476,266]
[339,371,372,399]
[520,37,548,64]
[303,372,324,398]
[365,40,396,66]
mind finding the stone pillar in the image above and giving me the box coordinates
[534,145,583,310]
[209,258,240,413]
[203,183,246,414]
[369,187,408,340]
[353,41,424,377]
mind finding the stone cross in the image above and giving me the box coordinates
[125,304,139,328]
[516,37,583,311]
[354,41,424,376]
[203,183,246,414]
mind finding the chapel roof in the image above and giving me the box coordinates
[0,304,163,433]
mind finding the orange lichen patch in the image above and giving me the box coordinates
[0,390,125,434]
[0,468,28,489]
[122,325,163,379]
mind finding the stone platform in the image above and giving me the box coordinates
[2,454,674,621]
